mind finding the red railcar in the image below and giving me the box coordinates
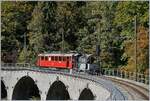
[36,53,76,69]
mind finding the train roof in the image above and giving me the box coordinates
[38,53,75,57]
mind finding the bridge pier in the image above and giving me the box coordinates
[68,88,80,100]
[7,88,13,100]
[40,92,47,100]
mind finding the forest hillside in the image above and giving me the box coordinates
[1,1,149,74]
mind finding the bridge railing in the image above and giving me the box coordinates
[102,68,149,85]
[1,63,30,69]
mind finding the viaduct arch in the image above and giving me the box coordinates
[12,76,41,100]
[79,88,94,100]
[46,80,70,100]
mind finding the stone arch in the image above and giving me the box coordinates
[46,80,70,100]
[1,80,7,99]
[12,76,41,100]
[79,88,94,100]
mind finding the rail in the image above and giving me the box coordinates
[105,76,149,100]
[102,68,149,85]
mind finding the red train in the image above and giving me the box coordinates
[36,53,77,69]
[36,52,101,74]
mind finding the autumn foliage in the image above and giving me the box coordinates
[122,26,149,75]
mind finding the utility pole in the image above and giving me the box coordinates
[24,32,26,63]
[92,9,101,69]
[62,28,64,53]
[134,15,137,81]
[98,22,101,70]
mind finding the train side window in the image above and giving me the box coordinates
[51,56,54,61]
[41,56,44,60]
[59,56,61,61]
[54,56,56,61]
[55,56,58,61]
[48,56,51,61]
[86,64,88,69]
[67,57,69,61]
[45,56,48,61]
[63,57,66,61]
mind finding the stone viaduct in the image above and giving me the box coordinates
[1,67,125,100]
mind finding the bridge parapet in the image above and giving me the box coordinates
[1,63,30,68]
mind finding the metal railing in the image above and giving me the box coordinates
[1,63,30,69]
[1,63,149,85]
[102,68,149,85]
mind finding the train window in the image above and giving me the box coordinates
[45,56,48,60]
[48,56,51,61]
[55,56,58,61]
[86,64,88,69]
[51,56,54,61]
[63,57,66,61]
[41,56,44,60]
[59,56,61,61]
[67,57,69,60]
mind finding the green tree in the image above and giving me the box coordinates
[26,2,58,63]
[55,2,86,52]
[114,1,149,37]
[1,1,35,63]
[76,1,122,68]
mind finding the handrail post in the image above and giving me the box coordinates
[116,69,118,77]
[145,75,149,84]
[108,69,110,76]
[112,69,114,76]
[120,70,122,78]
[124,71,126,78]
[104,68,107,75]
[134,72,137,81]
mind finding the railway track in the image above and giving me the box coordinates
[105,76,149,100]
